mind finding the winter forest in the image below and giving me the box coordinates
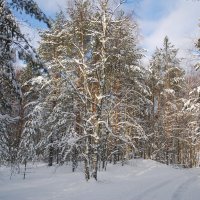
[0,0,200,190]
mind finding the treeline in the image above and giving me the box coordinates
[0,0,200,181]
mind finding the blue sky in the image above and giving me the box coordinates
[16,0,200,67]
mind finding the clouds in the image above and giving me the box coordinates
[137,0,200,66]
[34,0,67,14]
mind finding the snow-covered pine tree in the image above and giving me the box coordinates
[0,0,50,166]
[38,0,93,174]
[42,76,74,166]
[18,72,50,165]
[39,0,148,180]
[0,0,23,165]
[182,76,200,167]
[148,36,186,165]
[178,25,200,167]
[38,10,76,167]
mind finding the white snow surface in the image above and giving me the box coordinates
[1,159,200,200]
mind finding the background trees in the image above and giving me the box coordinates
[147,36,200,167]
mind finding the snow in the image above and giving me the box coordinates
[162,89,175,96]
[0,114,20,123]
[30,76,47,85]
[197,86,200,94]
[1,159,200,200]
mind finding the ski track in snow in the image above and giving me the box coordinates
[134,179,172,200]
[171,175,198,200]
[132,174,198,200]
[1,159,200,200]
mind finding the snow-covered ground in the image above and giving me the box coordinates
[1,159,200,200]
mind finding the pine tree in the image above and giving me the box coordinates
[18,73,50,165]
[148,36,186,165]
[38,0,148,180]
[0,0,50,166]
[38,11,75,167]
[0,0,23,165]
[182,76,200,167]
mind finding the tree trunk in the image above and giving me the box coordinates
[48,136,54,166]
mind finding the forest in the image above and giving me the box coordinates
[0,0,200,182]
